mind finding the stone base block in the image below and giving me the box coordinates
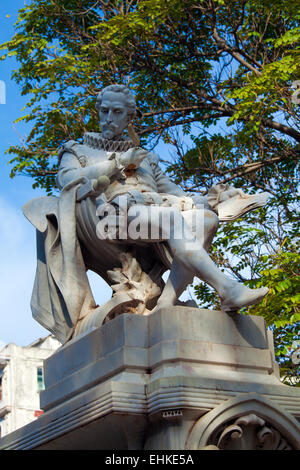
[0,308,299,450]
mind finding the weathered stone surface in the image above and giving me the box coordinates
[23,84,270,345]
[40,307,274,411]
[0,308,299,450]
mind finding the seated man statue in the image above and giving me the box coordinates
[23,84,269,344]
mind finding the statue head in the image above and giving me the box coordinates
[96,84,136,140]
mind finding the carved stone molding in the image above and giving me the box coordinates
[185,393,300,450]
[209,413,293,450]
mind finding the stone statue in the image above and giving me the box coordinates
[23,84,269,344]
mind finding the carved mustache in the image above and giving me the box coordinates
[102,122,119,131]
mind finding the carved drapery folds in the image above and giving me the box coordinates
[208,413,293,450]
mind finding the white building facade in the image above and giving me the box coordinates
[0,336,60,437]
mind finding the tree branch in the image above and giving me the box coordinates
[212,28,262,76]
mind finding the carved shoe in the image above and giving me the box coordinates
[220,285,269,313]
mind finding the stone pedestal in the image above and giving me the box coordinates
[0,308,299,450]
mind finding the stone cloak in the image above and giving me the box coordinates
[22,177,96,344]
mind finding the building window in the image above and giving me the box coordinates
[0,416,4,438]
[0,369,4,401]
[37,367,45,392]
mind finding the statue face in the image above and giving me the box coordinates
[99,91,130,140]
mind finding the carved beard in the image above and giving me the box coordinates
[101,123,120,140]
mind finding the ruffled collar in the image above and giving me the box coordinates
[83,132,134,152]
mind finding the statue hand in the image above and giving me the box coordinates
[218,187,243,203]
[93,175,110,193]
[76,175,110,201]
[117,147,148,170]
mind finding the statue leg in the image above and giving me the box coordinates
[127,205,268,312]
[168,213,269,312]
[182,207,219,251]
[155,208,219,308]
[155,258,194,308]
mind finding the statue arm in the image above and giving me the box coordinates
[156,171,187,197]
[148,152,186,197]
[148,153,243,212]
[190,194,212,210]
[56,151,118,190]
[149,152,211,209]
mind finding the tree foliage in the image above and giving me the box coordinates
[1,0,299,382]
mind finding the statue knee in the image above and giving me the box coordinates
[204,210,219,233]
[201,210,219,251]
